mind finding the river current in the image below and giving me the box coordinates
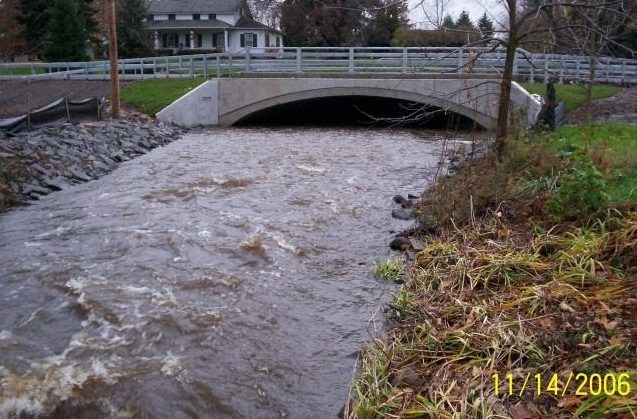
[0,127,463,418]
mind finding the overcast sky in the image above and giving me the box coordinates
[408,0,504,29]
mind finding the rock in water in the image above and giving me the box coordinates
[392,207,415,220]
[389,237,411,251]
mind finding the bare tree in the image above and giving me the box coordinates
[420,0,450,28]
[247,0,283,28]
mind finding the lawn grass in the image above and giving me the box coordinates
[521,82,620,111]
[120,77,207,116]
[553,123,637,201]
[0,67,46,76]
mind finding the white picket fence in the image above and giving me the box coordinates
[2,47,636,84]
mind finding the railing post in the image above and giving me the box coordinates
[189,56,194,78]
[245,48,251,72]
[576,59,581,81]
[402,48,407,74]
[165,57,169,78]
[559,55,564,83]
[296,47,302,73]
[31,64,35,76]
[349,47,354,73]
[216,55,221,78]
[621,59,626,84]
[140,58,145,79]
[544,55,549,83]
[529,61,534,82]
[153,58,157,78]
[457,48,463,72]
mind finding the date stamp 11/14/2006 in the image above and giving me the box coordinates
[492,372,633,398]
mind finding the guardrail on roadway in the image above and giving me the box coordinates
[2,47,636,84]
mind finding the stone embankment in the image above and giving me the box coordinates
[0,121,184,209]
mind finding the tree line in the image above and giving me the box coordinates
[0,0,150,61]
[278,0,495,48]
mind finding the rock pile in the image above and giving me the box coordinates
[0,121,184,209]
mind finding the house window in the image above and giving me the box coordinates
[276,36,281,47]
[209,14,216,20]
[162,33,179,48]
[168,14,175,20]
[265,34,270,47]
[213,33,225,47]
[193,14,200,20]
[240,33,257,48]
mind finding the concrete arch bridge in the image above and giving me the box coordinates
[156,77,542,130]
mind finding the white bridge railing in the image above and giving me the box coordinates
[2,47,637,84]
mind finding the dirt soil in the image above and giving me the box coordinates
[0,80,127,118]
[565,86,637,124]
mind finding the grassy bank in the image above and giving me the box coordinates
[521,83,620,112]
[350,120,637,417]
[121,78,206,116]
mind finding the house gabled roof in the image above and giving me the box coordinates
[235,16,283,34]
[147,0,242,14]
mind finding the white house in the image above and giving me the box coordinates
[144,0,283,54]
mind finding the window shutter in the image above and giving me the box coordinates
[240,33,245,48]
[253,34,258,47]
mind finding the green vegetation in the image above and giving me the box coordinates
[521,82,620,111]
[45,0,91,61]
[555,124,637,201]
[351,96,637,417]
[121,78,207,116]
[372,258,406,282]
[0,67,46,76]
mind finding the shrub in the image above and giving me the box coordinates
[549,154,609,219]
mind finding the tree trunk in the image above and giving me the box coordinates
[494,0,517,158]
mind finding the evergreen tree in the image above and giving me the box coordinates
[117,0,151,58]
[477,12,494,39]
[0,0,25,59]
[441,14,455,29]
[44,0,89,61]
[281,0,379,46]
[16,0,50,54]
[362,0,409,46]
[455,10,475,31]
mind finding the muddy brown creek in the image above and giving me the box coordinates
[0,127,466,418]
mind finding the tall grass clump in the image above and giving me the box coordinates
[373,258,406,283]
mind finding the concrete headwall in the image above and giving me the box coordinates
[157,78,542,130]
[156,81,219,127]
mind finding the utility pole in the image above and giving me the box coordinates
[107,0,120,118]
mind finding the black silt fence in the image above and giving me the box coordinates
[0,97,103,134]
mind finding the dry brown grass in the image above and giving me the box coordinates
[350,208,637,418]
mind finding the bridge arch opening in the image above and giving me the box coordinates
[232,95,482,130]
